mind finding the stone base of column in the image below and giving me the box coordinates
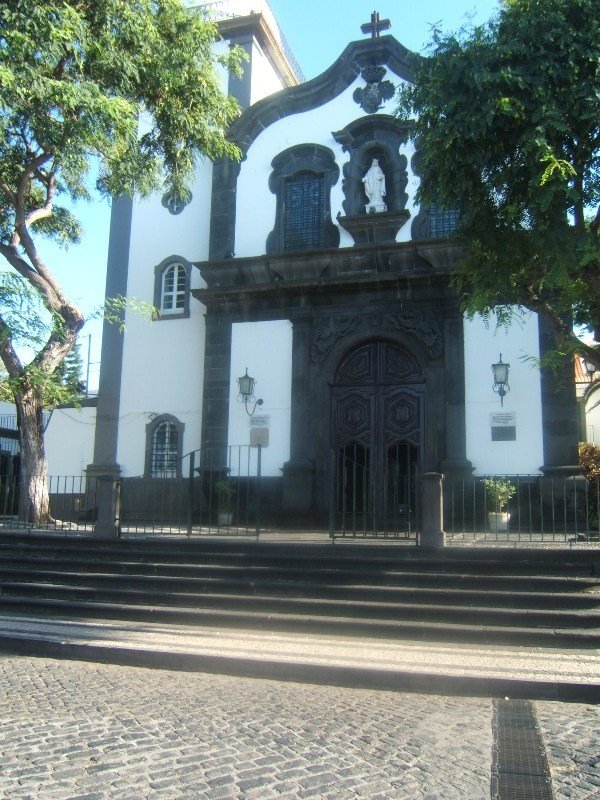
[439,459,473,480]
[419,471,446,548]
[281,459,314,514]
[540,465,584,477]
[419,529,446,548]
[86,464,121,539]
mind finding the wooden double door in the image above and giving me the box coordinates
[331,340,423,534]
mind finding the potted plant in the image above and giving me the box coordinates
[483,478,516,532]
[214,480,235,526]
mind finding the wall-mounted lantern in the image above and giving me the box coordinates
[237,368,264,416]
[492,354,510,406]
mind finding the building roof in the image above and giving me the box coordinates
[192,0,304,85]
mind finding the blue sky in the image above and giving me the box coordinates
[270,1,500,79]
[33,1,501,389]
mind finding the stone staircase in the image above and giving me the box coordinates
[0,533,598,647]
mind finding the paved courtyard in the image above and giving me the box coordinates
[0,654,597,800]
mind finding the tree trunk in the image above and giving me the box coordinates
[17,388,51,525]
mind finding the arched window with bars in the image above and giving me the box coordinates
[145,414,184,478]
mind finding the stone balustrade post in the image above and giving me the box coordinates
[86,465,121,539]
[420,471,446,548]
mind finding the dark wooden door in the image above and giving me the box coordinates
[332,341,423,534]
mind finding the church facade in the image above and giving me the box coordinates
[89,2,579,526]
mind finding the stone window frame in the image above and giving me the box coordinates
[145,414,184,478]
[409,152,461,240]
[153,255,192,320]
[266,144,340,255]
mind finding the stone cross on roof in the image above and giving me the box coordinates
[361,11,391,38]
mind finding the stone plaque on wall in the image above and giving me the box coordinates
[250,428,269,447]
[250,414,270,447]
[490,412,516,442]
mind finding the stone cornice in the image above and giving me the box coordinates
[218,13,302,88]
[193,239,461,306]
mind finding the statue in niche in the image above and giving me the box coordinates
[362,158,387,213]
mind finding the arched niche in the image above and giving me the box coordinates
[333,115,410,218]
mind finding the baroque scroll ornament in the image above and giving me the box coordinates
[388,310,443,358]
[311,309,443,363]
[353,65,395,114]
[311,315,361,362]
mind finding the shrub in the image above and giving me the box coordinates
[579,442,600,478]
[483,478,516,513]
[214,480,235,512]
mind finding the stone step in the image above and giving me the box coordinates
[2,615,598,702]
[0,537,597,575]
[0,593,596,648]
[1,556,597,593]
[0,534,598,648]
[0,545,600,581]
[1,581,598,631]
[0,566,598,609]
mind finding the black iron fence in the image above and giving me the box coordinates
[444,474,600,543]
[0,473,98,532]
[0,445,265,537]
[120,445,263,536]
[328,445,419,540]
[1,459,599,544]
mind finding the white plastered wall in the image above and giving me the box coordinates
[585,384,600,445]
[114,37,293,476]
[115,169,210,476]
[464,311,544,475]
[46,407,97,476]
[235,70,416,257]
[114,40,230,475]
[228,320,293,477]
[250,39,288,104]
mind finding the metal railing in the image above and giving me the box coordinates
[0,474,98,533]
[120,445,263,536]
[444,474,600,544]
[1,463,598,546]
[0,445,264,537]
[329,444,420,540]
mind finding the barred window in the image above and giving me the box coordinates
[428,205,460,238]
[283,172,325,252]
[145,415,183,478]
[160,263,187,314]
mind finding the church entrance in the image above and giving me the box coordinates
[331,340,423,537]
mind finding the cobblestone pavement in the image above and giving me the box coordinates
[0,655,596,800]
[535,701,600,800]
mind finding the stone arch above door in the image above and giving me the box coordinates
[311,310,443,366]
[333,340,423,451]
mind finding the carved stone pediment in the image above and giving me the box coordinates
[311,308,443,363]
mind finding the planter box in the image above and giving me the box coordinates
[488,511,510,532]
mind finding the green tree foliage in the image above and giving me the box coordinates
[397,0,600,368]
[54,341,85,397]
[483,477,516,512]
[0,0,244,521]
[579,442,600,479]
